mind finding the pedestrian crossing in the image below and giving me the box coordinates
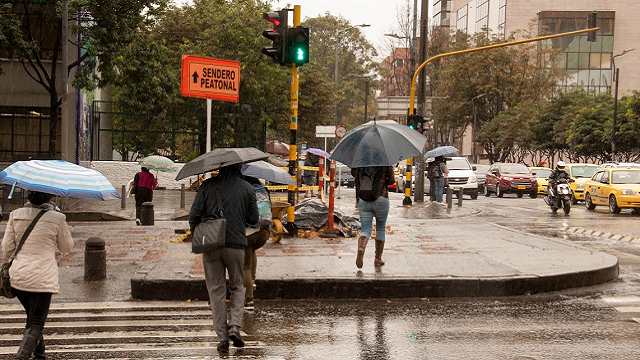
[601,295,640,325]
[0,301,266,359]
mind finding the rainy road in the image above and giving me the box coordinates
[3,191,640,359]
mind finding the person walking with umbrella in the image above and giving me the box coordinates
[432,156,449,204]
[133,167,158,224]
[2,191,74,360]
[303,153,319,198]
[188,164,259,353]
[351,166,395,268]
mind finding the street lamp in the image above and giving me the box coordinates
[611,48,635,160]
[335,24,370,126]
[348,74,374,123]
[471,93,487,164]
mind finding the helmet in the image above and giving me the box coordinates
[557,161,566,169]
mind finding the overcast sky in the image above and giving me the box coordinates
[173,1,432,56]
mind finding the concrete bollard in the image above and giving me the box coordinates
[121,185,126,210]
[446,187,453,209]
[140,202,154,226]
[458,188,464,207]
[84,237,106,281]
[180,184,186,209]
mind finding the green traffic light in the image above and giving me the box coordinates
[296,48,305,61]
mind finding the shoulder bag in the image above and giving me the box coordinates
[1,210,47,298]
[192,186,226,254]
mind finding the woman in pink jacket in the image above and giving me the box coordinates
[134,166,158,223]
[2,191,74,359]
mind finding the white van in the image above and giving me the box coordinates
[439,157,479,199]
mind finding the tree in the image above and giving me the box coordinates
[0,0,166,156]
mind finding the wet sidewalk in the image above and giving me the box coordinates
[0,189,619,301]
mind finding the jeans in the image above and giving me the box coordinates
[434,177,445,203]
[358,197,390,241]
[15,290,52,332]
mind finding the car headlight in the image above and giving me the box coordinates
[504,176,513,180]
[576,183,585,189]
[621,189,637,195]
[469,174,477,182]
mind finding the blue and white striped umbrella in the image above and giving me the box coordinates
[0,160,120,200]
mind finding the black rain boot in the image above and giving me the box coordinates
[33,335,46,359]
[14,328,41,360]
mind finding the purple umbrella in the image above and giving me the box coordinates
[306,148,330,158]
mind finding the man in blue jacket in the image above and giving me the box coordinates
[189,164,259,353]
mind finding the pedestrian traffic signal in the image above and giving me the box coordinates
[587,12,597,42]
[262,10,288,64]
[407,115,424,132]
[286,26,310,66]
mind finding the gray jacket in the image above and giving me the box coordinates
[189,170,259,249]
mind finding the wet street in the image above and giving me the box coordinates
[2,189,640,358]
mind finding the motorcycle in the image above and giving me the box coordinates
[544,178,574,215]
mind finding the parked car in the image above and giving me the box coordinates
[472,163,490,192]
[564,163,600,204]
[336,165,355,188]
[485,162,538,198]
[529,166,552,195]
[584,167,640,214]
[444,157,479,199]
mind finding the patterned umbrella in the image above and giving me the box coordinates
[424,146,459,159]
[138,155,177,172]
[0,160,120,200]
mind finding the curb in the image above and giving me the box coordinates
[130,259,619,300]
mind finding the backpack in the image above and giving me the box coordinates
[357,167,381,201]
[252,184,272,228]
[430,162,443,178]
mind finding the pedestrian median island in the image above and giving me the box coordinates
[130,221,619,301]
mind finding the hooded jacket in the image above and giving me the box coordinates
[2,204,74,293]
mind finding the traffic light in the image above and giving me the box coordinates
[587,11,597,42]
[407,115,424,132]
[262,10,288,64]
[286,26,310,66]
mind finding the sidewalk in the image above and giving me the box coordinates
[1,189,619,301]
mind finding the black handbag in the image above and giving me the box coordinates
[1,210,47,298]
[192,186,226,254]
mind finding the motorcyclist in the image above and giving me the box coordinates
[548,161,572,190]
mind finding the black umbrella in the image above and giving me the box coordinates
[175,147,269,180]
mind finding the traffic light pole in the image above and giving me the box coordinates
[286,5,301,236]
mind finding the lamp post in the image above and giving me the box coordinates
[611,48,635,161]
[335,24,370,126]
[471,93,487,164]
[348,74,373,123]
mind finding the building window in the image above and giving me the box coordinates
[539,11,615,94]
[457,5,468,33]
[498,0,507,34]
[433,0,451,28]
[475,0,489,33]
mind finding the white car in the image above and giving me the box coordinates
[442,157,479,199]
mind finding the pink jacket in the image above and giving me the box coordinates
[137,171,158,190]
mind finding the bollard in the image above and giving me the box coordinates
[180,184,186,209]
[121,185,126,210]
[140,202,154,226]
[84,237,106,281]
[458,188,464,207]
[446,187,453,209]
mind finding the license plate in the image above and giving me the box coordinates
[517,185,526,190]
